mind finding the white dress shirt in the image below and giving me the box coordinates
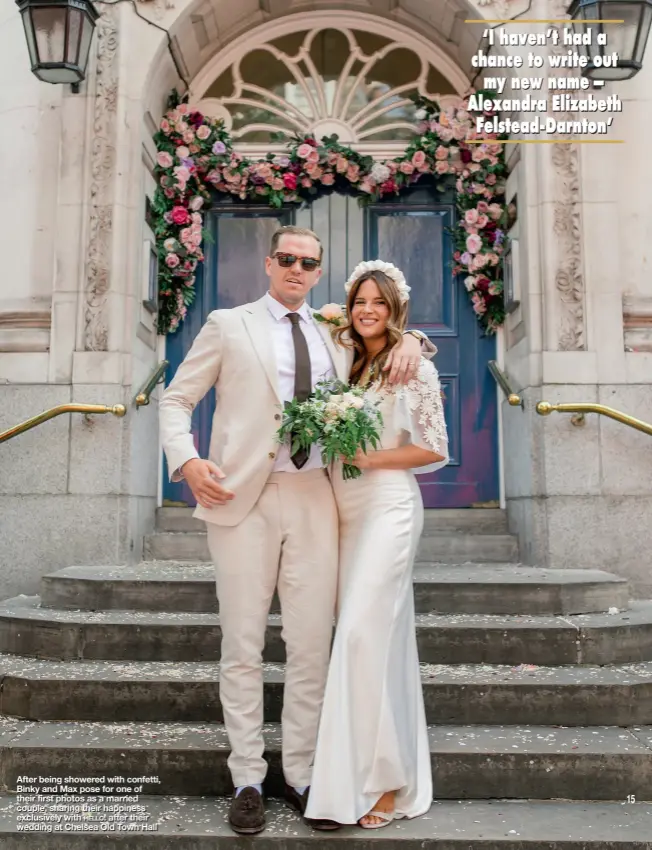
[265,292,335,473]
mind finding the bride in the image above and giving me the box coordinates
[304,261,450,828]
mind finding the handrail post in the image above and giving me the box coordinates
[488,360,523,409]
[135,360,169,408]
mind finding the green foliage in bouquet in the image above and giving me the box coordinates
[278,379,383,480]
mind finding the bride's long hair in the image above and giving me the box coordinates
[333,269,408,386]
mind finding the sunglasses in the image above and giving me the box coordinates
[274,252,321,272]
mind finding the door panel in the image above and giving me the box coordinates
[365,189,498,508]
[163,205,292,505]
[295,193,363,307]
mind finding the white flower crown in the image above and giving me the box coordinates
[344,260,411,303]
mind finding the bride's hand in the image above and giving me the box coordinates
[344,448,374,469]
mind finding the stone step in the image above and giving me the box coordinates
[39,563,629,616]
[2,655,652,726]
[144,531,520,564]
[0,719,650,800]
[1,795,651,847]
[2,597,652,665]
[157,506,510,534]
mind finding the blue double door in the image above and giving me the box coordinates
[163,189,498,508]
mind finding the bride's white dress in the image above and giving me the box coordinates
[304,359,449,825]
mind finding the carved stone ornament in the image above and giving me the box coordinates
[84,6,119,352]
[546,0,587,351]
[475,0,513,16]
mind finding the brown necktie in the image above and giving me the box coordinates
[287,312,312,469]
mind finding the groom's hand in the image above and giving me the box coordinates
[384,333,421,385]
[181,458,234,508]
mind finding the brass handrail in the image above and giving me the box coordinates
[537,401,652,435]
[135,360,169,407]
[488,360,523,408]
[0,403,127,444]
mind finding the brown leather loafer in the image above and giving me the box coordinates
[284,783,341,831]
[228,786,266,834]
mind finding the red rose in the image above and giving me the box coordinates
[460,149,472,164]
[381,179,397,194]
[171,206,190,225]
[475,276,490,291]
[305,137,317,146]
[283,173,298,190]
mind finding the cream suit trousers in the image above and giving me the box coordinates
[206,468,338,788]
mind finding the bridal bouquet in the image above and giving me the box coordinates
[278,378,383,480]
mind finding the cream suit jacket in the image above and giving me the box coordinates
[159,295,350,527]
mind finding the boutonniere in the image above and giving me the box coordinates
[313,303,345,327]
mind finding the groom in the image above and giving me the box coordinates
[159,225,428,834]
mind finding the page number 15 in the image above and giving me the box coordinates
[627,795,636,803]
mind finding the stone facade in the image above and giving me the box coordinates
[1,0,651,598]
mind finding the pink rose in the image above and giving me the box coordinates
[435,161,449,174]
[171,206,190,225]
[306,165,323,179]
[191,212,202,225]
[336,157,349,174]
[486,174,497,185]
[164,188,175,198]
[411,151,427,169]
[399,161,415,175]
[477,201,489,213]
[177,104,189,116]
[183,130,196,145]
[346,164,360,182]
[465,209,479,225]
[472,293,487,314]
[488,203,502,221]
[321,173,335,186]
[360,179,374,194]
[176,146,190,160]
[157,151,173,168]
[283,173,298,190]
[189,196,204,211]
[160,119,171,134]
[477,214,489,229]
[307,149,320,164]
[301,177,313,188]
[466,234,483,254]
[296,144,313,159]
[165,253,180,268]
[272,177,284,190]
[435,145,449,160]
[327,151,339,166]
[196,125,211,140]
[320,303,343,321]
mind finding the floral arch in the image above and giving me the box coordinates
[152,24,507,336]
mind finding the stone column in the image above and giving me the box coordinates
[501,0,652,595]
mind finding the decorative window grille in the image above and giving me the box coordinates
[196,27,459,156]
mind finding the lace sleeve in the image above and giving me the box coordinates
[394,359,449,475]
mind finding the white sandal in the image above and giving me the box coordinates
[358,810,403,830]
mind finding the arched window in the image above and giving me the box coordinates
[196,27,458,156]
